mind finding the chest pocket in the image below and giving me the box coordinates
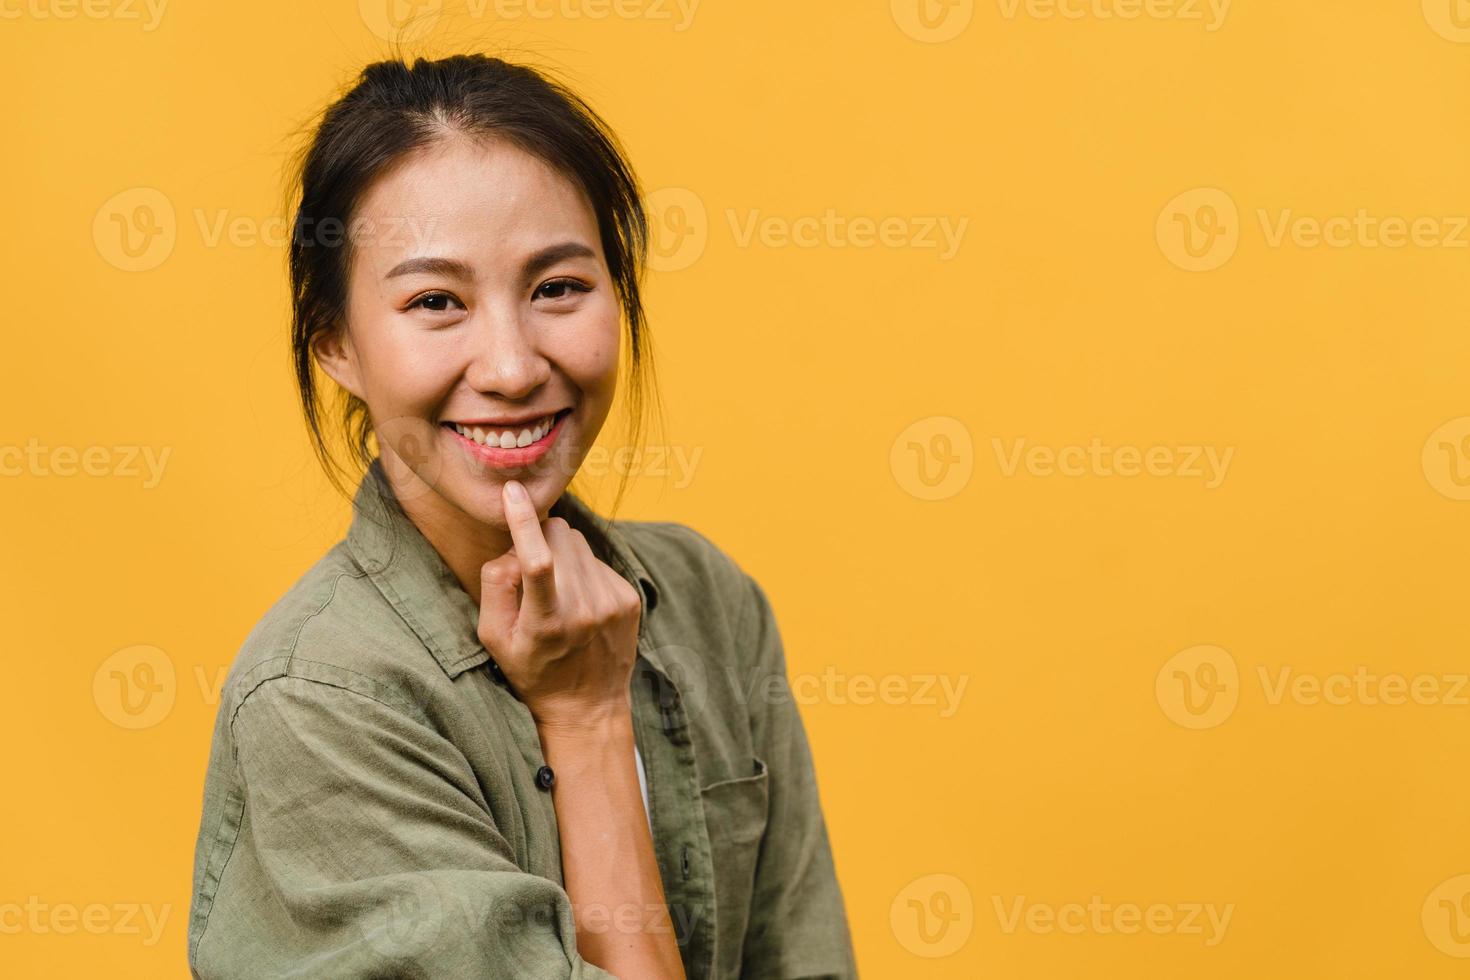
[699,755,769,979]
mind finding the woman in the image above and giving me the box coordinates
[186,54,856,979]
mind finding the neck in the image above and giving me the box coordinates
[382,460,525,599]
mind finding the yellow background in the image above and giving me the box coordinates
[4,0,1470,976]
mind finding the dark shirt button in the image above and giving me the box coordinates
[488,660,504,682]
[535,764,555,790]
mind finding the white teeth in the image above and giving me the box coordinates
[452,414,558,449]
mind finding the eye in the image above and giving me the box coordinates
[533,278,593,302]
[407,291,464,313]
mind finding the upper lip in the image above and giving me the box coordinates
[445,409,565,428]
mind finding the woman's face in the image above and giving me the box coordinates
[317,135,621,526]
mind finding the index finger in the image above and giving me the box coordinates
[502,480,557,615]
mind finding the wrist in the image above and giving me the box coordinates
[534,701,635,745]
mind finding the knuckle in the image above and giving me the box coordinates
[568,595,595,626]
[521,555,554,578]
[612,578,641,609]
[587,596,614,625]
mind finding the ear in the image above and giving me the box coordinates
[312,325,364,401]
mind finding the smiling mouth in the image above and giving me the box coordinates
[442,409,569,450]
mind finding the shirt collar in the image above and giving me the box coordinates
[345,458,661,680]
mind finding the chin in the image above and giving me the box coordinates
[439,467,565,527]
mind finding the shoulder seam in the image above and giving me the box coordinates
[226,569,388,737]
[230,668,416,732]
[731,569,761,652]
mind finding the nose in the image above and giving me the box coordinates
[462,301,551,400]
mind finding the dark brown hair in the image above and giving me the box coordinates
[285,53,659,512]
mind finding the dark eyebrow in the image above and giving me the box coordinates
[383,242,597,283]
[384,256,475,281]
[522,241,598,281]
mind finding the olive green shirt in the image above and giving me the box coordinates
[187,460,857,979]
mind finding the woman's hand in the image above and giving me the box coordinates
[477,480,684,978]
[477,479,644,733]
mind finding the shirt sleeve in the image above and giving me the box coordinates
[191,674,617,980]
[735,574,860,980]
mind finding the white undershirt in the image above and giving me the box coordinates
[634,743,653,837]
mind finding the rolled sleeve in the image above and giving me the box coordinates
[189,675,616,980]
[736,575,859,980]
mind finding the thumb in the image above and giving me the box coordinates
[477,553,522,654]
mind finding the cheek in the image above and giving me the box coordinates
[351,324,461,415]
[555,300,622,397]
